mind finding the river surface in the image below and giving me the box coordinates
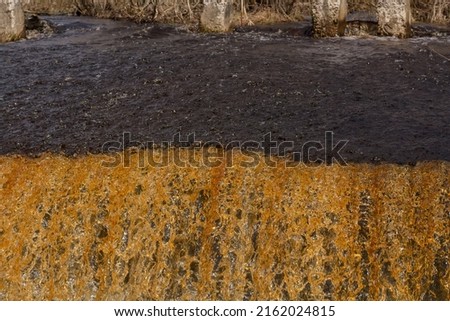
[1,16,449,164]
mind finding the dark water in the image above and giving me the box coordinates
[1,16,449,164]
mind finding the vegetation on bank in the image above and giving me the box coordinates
[71,0,448,25]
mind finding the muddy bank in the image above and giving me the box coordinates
[1,16,449,164]
[0,152,449,300]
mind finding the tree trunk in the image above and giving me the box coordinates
[0,0,26,43]
[377,0,412,38]
[201,0,234,32]
[311,0,346,37]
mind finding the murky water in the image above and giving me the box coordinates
[1,16,449,163]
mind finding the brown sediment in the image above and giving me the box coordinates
[0,150,448,300]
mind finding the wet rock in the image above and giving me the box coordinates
[26,15,53,32]
[26,15,43,31]
[25,15,55,38]
[0,0,25,43]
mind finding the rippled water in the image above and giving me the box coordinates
[1,16,449,163]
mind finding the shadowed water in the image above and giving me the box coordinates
[0,16,449,164]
